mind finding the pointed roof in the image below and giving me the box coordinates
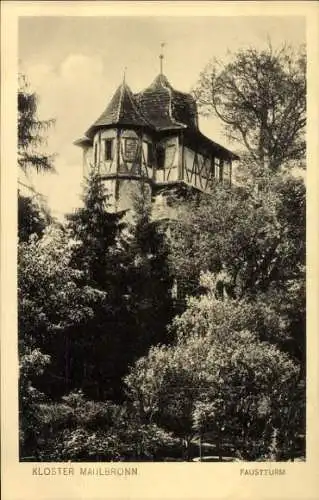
[135,73,198,131]
[75,72,238,162]
[85,82,151,138]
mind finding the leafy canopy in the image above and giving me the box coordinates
[194,44,306,173]
[18,225,105,352]
[126,273,302,460]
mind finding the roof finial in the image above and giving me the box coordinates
[159,42,165,74]
[123,66,127,84]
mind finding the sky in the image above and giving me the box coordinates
[18,15,305,219]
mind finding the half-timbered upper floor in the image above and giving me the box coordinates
[74,72,239,197]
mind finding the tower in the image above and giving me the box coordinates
[74,67,239,214]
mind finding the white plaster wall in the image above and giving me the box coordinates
[184,146,195,167]
[160,135,179,148]
[83,146,93,176]
[142,134,154,179]
[156,170,165,183]
[161,136,179,168]
[183,146,216,191]
[98,129,118,175]
[100,129,118,140]
[88,128,156,212]
[155,166,179,183]
[183,146,195,186]
[166,166,178,182]
[155,135,179,183]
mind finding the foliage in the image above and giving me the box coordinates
[18,73,58,458]
[170,175,305,295]
[124,183,174,353]
[125,276,303,460]
[194,44,306,173]
[168,175,305,361]
[18,73,55,172]
[18,225,105,346]
[63,176,174,401]
[125,342,207,459]
[65,169,132,400]
[18,225,105,399]
[66,167,126,289]
[19,348,51,459]
[18,192,51,242]
[30,391,177,461]
[17,49,306,462]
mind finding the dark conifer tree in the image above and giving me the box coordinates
[66,167,125,289]
[65,168,129,400]
[18,73,55,173]
[65,175,175,401]
[18,74,55,241]
[125,182,174,358]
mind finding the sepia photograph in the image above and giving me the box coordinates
[16,13,307,465]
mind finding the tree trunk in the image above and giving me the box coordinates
[64,331,70,392]
[182,437,191,461]
[199,433,203,462]
[217,428,222,461]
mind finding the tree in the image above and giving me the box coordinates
[18,73,56,242]
[170,176,304,295]
[18,225,105,399]
[18,192,52,242]
[125,338,210,460]
[66,167,125,289]
[168,176,306,367]
[65,175,174,400]
[125,273,304,461]
[125,182,174,355]
[30,390,178,461]
[18,75,60,457]
[172,275,304,460]
[194,44,306,173]
[19,348,51,460]
[18,73,55,172]
[65,169,131,400]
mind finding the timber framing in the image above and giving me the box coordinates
[74,71,239,208]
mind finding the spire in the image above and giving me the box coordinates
[123,66,127,84]
[85,79,150,137]
[159,42,165,74]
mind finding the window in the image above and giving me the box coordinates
[157,146,165,170]
[104,139,113,161]
[223,162,230,184]
[214,157,224,181]
[143,141,153,165]
[219,161,224,181]
[213,157,219,178]
[147,142,153,165]
[94,144,98,165]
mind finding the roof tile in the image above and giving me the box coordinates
[85,82,150,138]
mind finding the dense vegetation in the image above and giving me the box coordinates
[18,44,306,462]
